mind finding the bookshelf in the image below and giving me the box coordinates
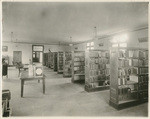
[53,52,58,72]
[57,52,64,74]
[43,53,48,66]
[63,52,72,77]
[47,51,53,68]
[109,47,148,110]
[50,52,54,69]
[85,49,110,92]
[72,51,85,83]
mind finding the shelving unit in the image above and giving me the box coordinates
[57,52,64,74]
[53,52,58,72]
[72,51,85,83]
[63,52,72,77]
[43,53,48,66]
[85,49,110,92]
[109,47,148,110]
[47,51,54,69]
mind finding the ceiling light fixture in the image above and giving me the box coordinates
[69,37,73,46]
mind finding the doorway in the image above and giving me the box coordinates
[13,51,22,65]
[32,45,44,65]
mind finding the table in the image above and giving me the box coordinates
[20,71,46,97]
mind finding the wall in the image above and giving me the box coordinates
[44,45,71,53]
[2,42,71,65]
[73,28,148,51]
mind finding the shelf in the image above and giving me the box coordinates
[85,85,110,92]
[74,56,84,58]
[74,61,85,62]
[119,99,138,104]
[74,74,85,76]
[138,73,148,75]
[118,57,147,60]
[139,89,148,92]
[74,65,85,67]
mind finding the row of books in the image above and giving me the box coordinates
[118,78,127,85]
[87,80,110,88]
[118,91,138,101]
[74,70,85,74]
[118,50,148,59]
[118,68,138,76]
[65,52,72,61]
[139,92,148,100]
[89,58,109,64]
[118,59,144,67]
[139,67,148,74]
[74,62,85,66]
[89,69,110,76]
[89,51,109,58]
[74,52,85,57]
[74,75,85,80]
[74,66,85,71]
[58,65,63,70]
[139,75,148,83]
[89,64,109,70]
[139,83,148,91]
[88,75,110,82]
[74,57,85,62]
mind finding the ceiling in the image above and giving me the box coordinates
[2,2,148,45]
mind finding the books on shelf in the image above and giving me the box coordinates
[110,48,148,109]
[72,51,85,82]
[85,50,110,91]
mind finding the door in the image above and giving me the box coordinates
[13,51,22,65]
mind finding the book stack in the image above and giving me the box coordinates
[85,50,110,90]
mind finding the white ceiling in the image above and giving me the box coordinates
[2,2,148,45]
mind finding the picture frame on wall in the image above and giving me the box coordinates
[2,46,8,52]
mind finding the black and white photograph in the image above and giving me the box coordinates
[1,1,149,117]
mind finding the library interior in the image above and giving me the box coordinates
[2,2,149,117]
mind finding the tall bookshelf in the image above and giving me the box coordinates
[85,49,110,92]
[72,51,85,83]
[53,52,58,72]
[109,47,148,109]
[50,52,54,69]
[44,53,48,67]
[47,51,53,68]
[57,52,64,74]
[63,52,72,77]
[43,53,48,66]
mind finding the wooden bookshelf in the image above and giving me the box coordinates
[57,52,64,74]
[72,51,85,83]
[109,47,148,110]
[63,52,72,77]
[47,51,53,68]
[85,49,110,92]
[53,52,58,72]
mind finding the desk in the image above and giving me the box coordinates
[20,71,46,97]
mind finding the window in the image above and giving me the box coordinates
[112,43,127,48]
[119,43,127,47]
[86,42,94,50]
[111,34,128,48]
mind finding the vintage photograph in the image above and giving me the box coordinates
[1,1,148,117]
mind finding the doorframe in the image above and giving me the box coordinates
[32,45,44,64]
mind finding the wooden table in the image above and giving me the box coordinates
[20,71,46,97]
